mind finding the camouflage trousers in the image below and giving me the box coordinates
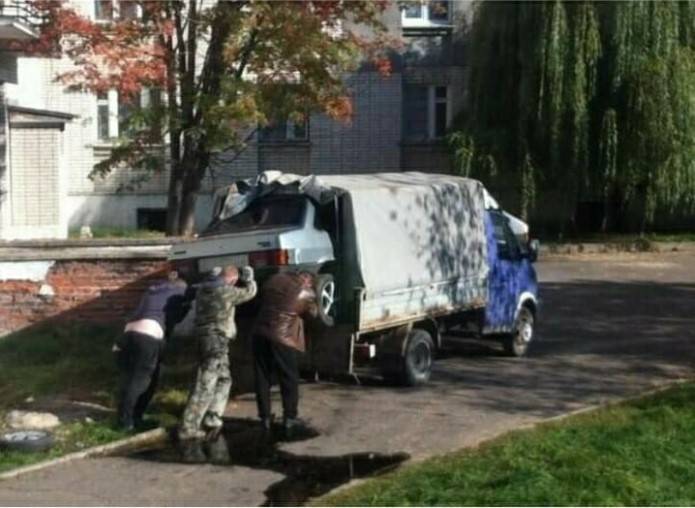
[179,340,232,438]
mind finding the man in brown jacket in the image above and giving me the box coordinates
[252,271,318,436]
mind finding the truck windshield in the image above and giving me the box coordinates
[202,195,306,236]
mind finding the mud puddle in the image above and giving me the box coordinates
[129,419,408,506]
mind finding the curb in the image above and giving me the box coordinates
[0,427,169,481]
[540,241,695,257]
[313,378,690,504]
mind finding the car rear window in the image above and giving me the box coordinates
[202,195,306,236]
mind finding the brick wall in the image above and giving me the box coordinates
[0,258,168,336]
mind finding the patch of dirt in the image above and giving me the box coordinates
[11,397,113,425]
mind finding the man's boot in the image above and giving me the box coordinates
[260,415,274,433]
[180,439,207,464]
[282,417,308,440]
[178,426,206,441]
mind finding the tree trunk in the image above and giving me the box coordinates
[166,157,183,235]
[178,183,198,237]
[177,151,207,237]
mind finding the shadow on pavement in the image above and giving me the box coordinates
[300,279,695,421]
[131,418,408,506]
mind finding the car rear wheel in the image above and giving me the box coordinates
[315,273,336,327]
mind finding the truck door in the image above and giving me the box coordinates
[484,210,523,331]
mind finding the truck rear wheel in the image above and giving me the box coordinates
[502,306,534,357]
[380,329,434,387]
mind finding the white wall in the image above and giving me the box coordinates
[66,193,215,232]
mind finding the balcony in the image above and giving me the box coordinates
[0,1,38,40]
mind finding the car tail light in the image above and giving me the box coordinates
[248,249,289,267]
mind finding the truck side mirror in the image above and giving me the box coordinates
[527,239,540,262]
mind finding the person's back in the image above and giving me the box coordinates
[194,272,256,341]
[130,279,190,337]
[254,271,318,352]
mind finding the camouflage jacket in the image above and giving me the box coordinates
[193,276,257,340]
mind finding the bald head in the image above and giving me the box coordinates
[222,265,239,285]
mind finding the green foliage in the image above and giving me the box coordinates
[0,323,119,408]
[321,382,695,506]
[451,0,695,233]
[0,322,196,472]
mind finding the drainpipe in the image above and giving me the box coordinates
[0,82,7,239]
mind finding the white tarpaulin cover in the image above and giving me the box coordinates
[315,173,488,294]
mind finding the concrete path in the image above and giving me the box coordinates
[1,252,694,506]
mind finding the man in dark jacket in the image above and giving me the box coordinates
[252,271,318,435]
[114,269,192,431]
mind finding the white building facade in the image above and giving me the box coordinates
[0,0,471,239]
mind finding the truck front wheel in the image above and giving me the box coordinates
[502,306,534,357]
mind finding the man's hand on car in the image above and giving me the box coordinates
[240,266,254,282]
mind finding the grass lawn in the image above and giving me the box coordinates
[0,322,195,473]
[321,382,695,506]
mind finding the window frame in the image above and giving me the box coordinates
[490,211,522,261]
[94,0,142,22]
[96,88,162,143]
[402,84,451,142]
[401,1,452,28]
[258,116,310,143]
[96,90,119,141]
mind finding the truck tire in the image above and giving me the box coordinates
[502,306,534,357]
[380,329,434,387]
[315,273,336,327]
[403,329,435,386]
[0,430,54,453]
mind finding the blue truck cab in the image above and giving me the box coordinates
[482,209,539,356]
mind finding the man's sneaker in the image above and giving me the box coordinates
[260,416,274,433]
[117,418,135,433]
[202,413,224,431]
[282,417,308,439]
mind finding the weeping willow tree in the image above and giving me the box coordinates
[451,1,695,233]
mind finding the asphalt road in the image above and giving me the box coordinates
[1,252,694,506]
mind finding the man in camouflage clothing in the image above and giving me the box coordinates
[179,264,257,440]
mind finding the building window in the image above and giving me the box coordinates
[95,0,140,21]
[97,88,162,142]
[401,1,451,28]
[137,208,167,232]
[403,85,450,141]
[259,117,309,143]
[96,92,111,140]
[403,2,423,19]
[119,0,139,20]
[433,86,448,138]
[94,0,113,21]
